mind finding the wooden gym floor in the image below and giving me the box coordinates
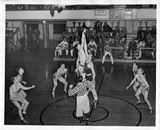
[4,47,156,126]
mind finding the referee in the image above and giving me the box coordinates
[68,75,92,125]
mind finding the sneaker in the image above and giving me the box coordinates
[150,109,153,115]
[52,93,55,98]
[81,123,84,126]
[64,89,67,93]
[136,101,142,105]
[23,112,29,117]
[21,119,29,124]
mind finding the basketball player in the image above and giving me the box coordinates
[16,67,28,106]
[85,54,98,108]
[68,75,92,125]
[9,75,35,124]
[52,64,68,98]
[126,68,153,114]
[131,62,140,93]
[102,40,114,65]
[16,67,27,85]
[75,23,89,75]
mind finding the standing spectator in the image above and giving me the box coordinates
[97,37,104,58]
[127,38,137,59]
[136,27,144,41]
[19,35,28,54]
[103,22,112,37]
[150,25,156,38]
[144,26,151,40]
[34,27,40,45]
[94,21,101,34]
[26,26,34,48]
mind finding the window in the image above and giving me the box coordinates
[53,23,66,34]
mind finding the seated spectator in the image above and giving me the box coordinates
[55,37,69,58]
[136,40,146,59]
[146,38,153,48]
[112,26,120,37]
[95,32,102,43]
[114,32,120,47]
[150,25,156,38]
[87,38,97,57]
[127,38,137,59]
[120,27,127,43]
[70,37,79,58]
[151,41,156,59]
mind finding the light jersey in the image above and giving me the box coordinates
[133,68,138,75]
[104,44,111,52]
[88,41,97,49]
[58,41,68,49]
[137,74,146,88]
[54,68,67,79]
[10,82,22,97]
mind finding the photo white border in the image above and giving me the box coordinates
[0,0,159,130]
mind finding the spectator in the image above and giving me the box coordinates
[94,21,101,34]
[70,37,79,58]
[112,26,120,37]
[26,26,34,48]
[114,32,120,47]
[120,27,127,43]
[95,32,102,44]
[144,26,151,40]
[127,38,137,59]
[103,22,112,37]
[146,38,153,48]
[97,37,104,58]
[136,27,144,41]
[34,27,40,45]
[150,25,156,38]
[136,40,146,59]
[87,38,97,57]
[55,37,69,58]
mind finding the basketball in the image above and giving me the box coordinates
[85,20,91,27]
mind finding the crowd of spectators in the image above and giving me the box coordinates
[55,21,156,60]
[55,21,127,59]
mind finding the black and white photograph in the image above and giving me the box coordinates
[0,0,159,130]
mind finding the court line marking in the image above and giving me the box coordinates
[39,95,142,126]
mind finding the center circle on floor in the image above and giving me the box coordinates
[40,96,141,126]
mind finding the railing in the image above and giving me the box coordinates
[6,27,21,54]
